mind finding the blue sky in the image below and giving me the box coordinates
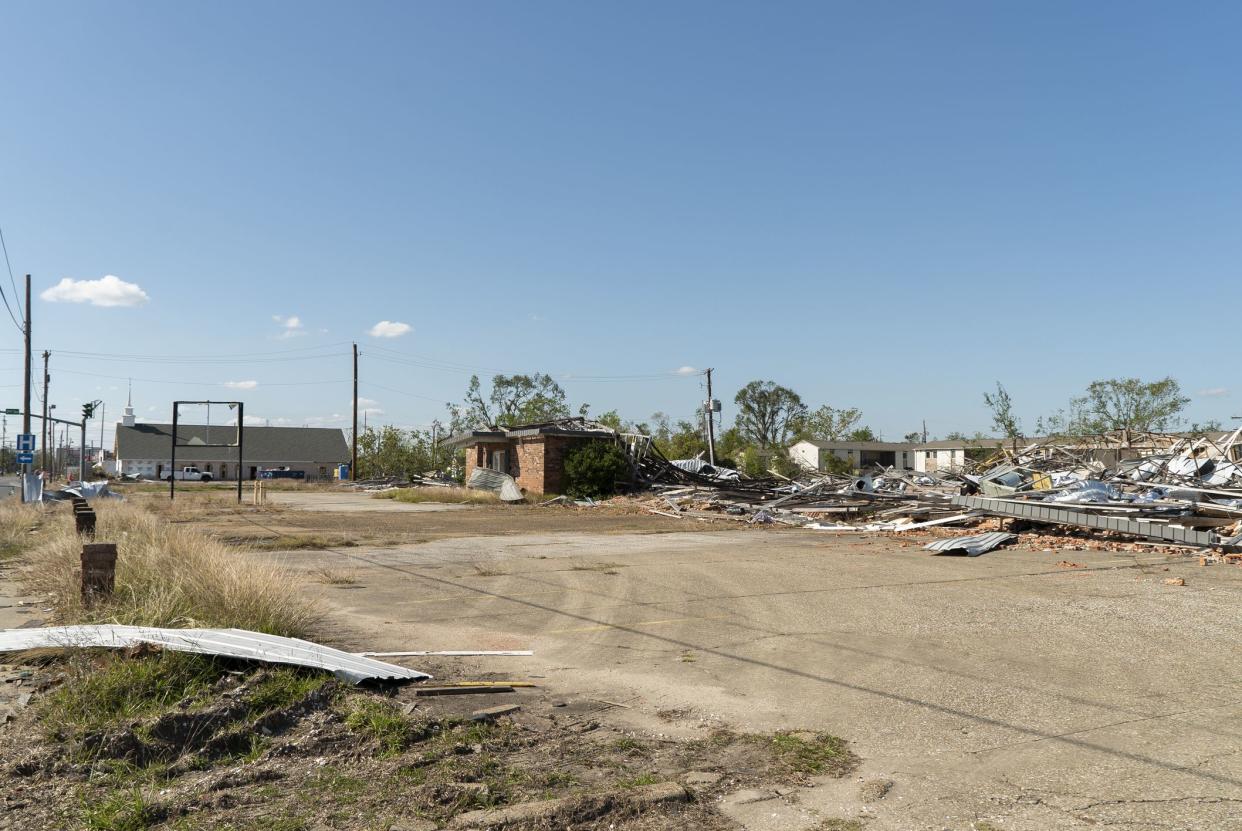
[2,1,1240,450]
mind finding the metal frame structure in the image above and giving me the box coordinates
[951,495,1227,548]
[170,401,244,503]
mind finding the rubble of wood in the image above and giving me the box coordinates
[633,428,1242,554]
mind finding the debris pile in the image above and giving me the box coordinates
[632,429,1242,555]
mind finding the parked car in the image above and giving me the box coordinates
[163,466,212,482]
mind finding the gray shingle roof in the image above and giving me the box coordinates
[116,423,350,464]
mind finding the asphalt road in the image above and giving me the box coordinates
[250,509,1241,830]
[0,475,19,499]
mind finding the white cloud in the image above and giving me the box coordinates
[676,366,699,376]
[368,320,412,338]
[241,415,293,426]
[1199,387,1229,398]
[224,380,258,390]
[357,397,380,408]
[41,275,148,307]
[272,314,305,339]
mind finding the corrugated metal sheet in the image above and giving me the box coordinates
[466,468,525,501]
[924,532,1016,556]
[0,625,430,685]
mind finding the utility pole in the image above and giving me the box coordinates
[705,368,717,466]
[922,419,928,444]
[99,402,105,467]
[40,351,49,470]
[21,275,31,500]
[351,342,358,481]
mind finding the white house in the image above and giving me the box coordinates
[789,437,1002,474]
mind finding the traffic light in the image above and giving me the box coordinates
[82,402,96,420]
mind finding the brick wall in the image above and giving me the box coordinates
[465,436,616,496]
[463,441,514,484]
[513,437,546,493]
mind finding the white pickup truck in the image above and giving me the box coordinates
[163,466,213,482]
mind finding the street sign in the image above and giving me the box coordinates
[16,433,36,452]
[16,452,33,465]
[4,408,18,415]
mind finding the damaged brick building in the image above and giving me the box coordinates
[447,417,619,494]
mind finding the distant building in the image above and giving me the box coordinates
[446,417,618,495]
[114,402,349,481]
[788,437,1003,474]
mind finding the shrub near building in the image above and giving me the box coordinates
[562,442,630,499]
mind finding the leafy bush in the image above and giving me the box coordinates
[562,441,630,498]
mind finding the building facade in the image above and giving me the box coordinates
[114,405,350,481]
[789,437,1002,474]
[449,418,618,495]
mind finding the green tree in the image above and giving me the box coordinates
[798,405,863,442]
[846,426,879,441]
[1079,376,1189,434]
[903,431,922,443]
[733,381,806,449]
[451,373,570,428]
[356,426,441,478]
[596,410,623,431]
[1189,420,1223,437]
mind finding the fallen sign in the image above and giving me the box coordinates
[924,532,1016,557]
[0,625,431,685]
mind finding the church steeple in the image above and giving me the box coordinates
[122,379,135,427]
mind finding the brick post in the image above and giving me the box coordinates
[74,509,96,537]
[80,543,117,607]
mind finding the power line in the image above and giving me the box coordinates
[53,367,351,387]
[360,381,451,404]
[0,225,22,334]
[365,346,700,382]
[44,342,353,366]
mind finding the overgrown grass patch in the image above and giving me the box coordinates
[41,652,222,735]
[616,772,661,789]
[80,788,164,831]
[343,698,419,756]
[0,499,41,558]
[765,731,855,776]
[231,534,356,551]
[21,502,319,636]
[243,668,329,713]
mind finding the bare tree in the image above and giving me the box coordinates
[983,382,1022,451]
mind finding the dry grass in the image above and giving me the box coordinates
[313,568,358,585]
[0,500,42,558]
[374,486,501,505]
[21,502,319,637]
[125,490,289,522]
[223,533,356,551]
